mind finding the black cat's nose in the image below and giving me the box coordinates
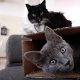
[37,20,40,23]
[65,60,70,66]
[37,18,41,23]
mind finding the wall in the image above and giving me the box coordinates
[0,2,25,57]
[0,15,25,57]
[4,0,25,4]
[27,0,40,5]
[0,15,24,35]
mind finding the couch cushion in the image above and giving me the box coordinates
[0,66,24,80]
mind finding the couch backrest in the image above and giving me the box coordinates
[6,35,22,67]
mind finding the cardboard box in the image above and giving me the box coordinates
[22,27,80,79]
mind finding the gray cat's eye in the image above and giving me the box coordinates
[50,59,56,65]
[61,47,66,54]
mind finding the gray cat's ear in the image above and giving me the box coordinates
[26,4,31,11]
[24,51,43,67]
[45,27,63,42]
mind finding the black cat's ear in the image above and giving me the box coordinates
[26,4,31,11]
[45,26,63,43]
[24,51,43,68]
[42,0,46,4]
[40,0,46,8]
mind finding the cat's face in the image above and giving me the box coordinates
[24,27,74,73]
[26,0,48,25]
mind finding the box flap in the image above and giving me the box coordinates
[24,26,80,40]
[26,70,80,78]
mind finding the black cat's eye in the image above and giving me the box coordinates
[61,47,66,54]
[32,14,36,17]
[50,59,56,65]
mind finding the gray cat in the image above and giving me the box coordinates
[24,27,74,73]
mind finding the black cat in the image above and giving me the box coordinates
[26,0,72,32]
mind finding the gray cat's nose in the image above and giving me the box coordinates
[65,60,70,66]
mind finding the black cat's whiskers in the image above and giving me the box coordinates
[34,24,45,32]
[30,20,36,23]
[34,18,49,32]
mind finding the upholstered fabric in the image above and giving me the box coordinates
[6,35,22,66]
[0,66,24,80]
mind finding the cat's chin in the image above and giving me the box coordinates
[42,64,74,73]
[59,64,74,72]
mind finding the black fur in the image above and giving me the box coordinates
[26,0,72,31]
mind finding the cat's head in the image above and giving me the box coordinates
[24,27,74,73]
[26,0,48,24]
